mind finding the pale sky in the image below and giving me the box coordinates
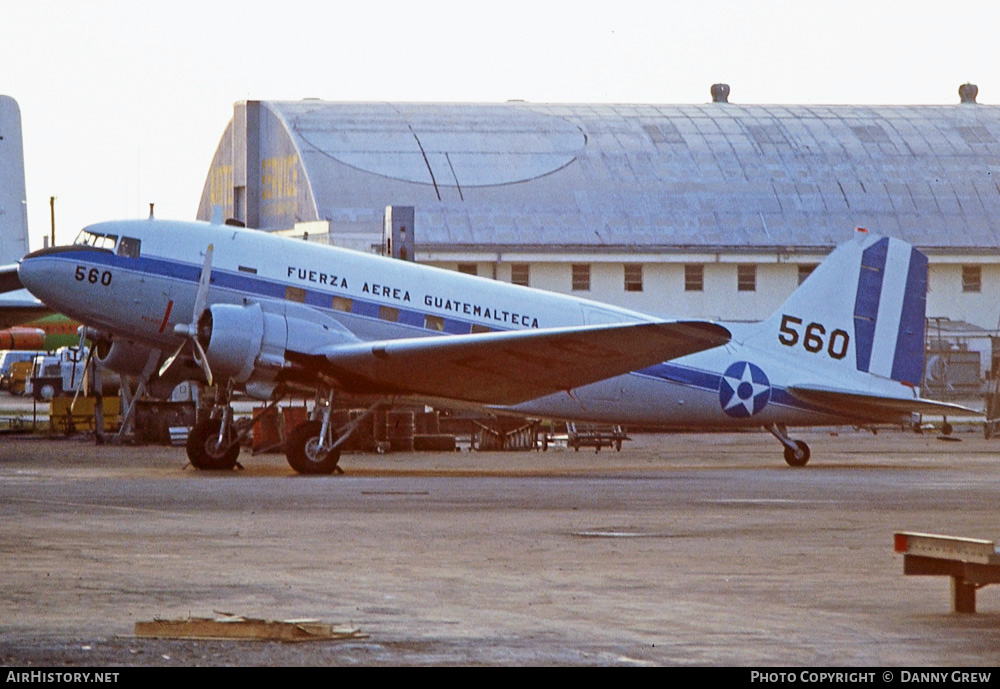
[1,0,997,248]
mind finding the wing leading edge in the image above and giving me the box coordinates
[290,320,731,406]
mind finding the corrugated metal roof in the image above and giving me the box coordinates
[218,100,1000,251]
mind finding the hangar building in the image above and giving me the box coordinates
[196,87,1000,388]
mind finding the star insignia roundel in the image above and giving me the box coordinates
[718,361,771,418]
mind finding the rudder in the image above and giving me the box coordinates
[853,236,926,385]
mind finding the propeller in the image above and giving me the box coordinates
[158,244,215,386]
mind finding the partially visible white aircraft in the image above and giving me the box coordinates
[0,95,50,326]
[13,217,973,472]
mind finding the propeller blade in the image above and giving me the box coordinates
[192,244,214,322]
[157,341,186,380]
[155,245,216,388]
[191,337,213,388]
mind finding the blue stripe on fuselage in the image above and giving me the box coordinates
[37,248,495,337]
[44,248,854,417]
[634,362,835,416]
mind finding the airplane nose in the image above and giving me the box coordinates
[17,254,41,298]
[17,247,62,303]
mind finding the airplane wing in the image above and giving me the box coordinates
[0,280,51,327]
[0,266,53,327]
[786,384,981,420]
[0,264,22,293]
[289,320,731,405]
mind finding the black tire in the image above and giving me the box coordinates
[783,439,810,467]
[286,420,342,475]
[186,418,240,470]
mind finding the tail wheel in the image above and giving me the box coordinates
[783,440,810,467]
[286,420,342,475]
[186,418,240,470]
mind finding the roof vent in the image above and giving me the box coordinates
[711,83,730,103]
[959,83,978,104]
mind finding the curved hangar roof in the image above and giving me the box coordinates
[197,99,1000,252]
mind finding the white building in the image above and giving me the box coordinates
[195,88,1000,387]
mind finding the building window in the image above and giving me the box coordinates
[962,265,981,293]
[684,264,704,292]
[798,264,818,285]
[624,264,643,292]
[571,264,591,291]
[458,263,478,276]
[737,264,756,292]
[511,263,530,286]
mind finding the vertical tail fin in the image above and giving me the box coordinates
[759,229,926,385]
[0,96,29,264]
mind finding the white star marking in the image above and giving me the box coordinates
[722,363,770,416]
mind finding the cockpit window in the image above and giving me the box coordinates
[72,229,118,250]
[117,236,141,258]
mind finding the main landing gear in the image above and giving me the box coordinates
[185,384,250,471]
[186,416,241,470]
[185,385,378,475]
[285,390,342,475]
[767,423,811,467]
[284,395,381,475]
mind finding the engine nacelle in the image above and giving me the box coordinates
[199,303,267,383]
[200,302,358,386]
[94,338,157,377]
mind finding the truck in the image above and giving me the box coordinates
[26,347,88,400]
[0,350,44,392]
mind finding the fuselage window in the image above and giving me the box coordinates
[117,236,141,258]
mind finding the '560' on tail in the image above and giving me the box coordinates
[760,228,927,388]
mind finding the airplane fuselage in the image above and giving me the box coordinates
[19,218,917,430]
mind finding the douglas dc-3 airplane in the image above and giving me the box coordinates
[12,218,972,473]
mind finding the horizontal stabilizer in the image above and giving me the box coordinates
[786,384,981,421]
[295,320,731,405]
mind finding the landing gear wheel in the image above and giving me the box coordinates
[783,440,810,467]
[286,420,342,475]
[186,418,240,470]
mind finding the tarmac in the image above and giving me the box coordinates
[1,421,999,667]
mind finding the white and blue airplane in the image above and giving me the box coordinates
[11,218,972,472]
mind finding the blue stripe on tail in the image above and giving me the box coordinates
[853,238,888,374]
[890,248,927,385]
